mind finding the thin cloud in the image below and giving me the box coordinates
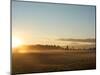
[57,38,96,43]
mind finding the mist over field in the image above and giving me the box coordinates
[12,44,96,75]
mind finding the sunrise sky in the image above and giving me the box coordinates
[12,1,96,46]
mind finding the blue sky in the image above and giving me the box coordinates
[12,1,96,45]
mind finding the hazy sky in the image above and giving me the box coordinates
[12,1,96,45]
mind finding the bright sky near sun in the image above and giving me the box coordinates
[12,1,96,45]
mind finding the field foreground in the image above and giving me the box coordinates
[12,49,96,75]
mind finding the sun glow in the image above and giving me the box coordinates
[12,37,23,48]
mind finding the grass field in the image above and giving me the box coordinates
[12,49,96,75]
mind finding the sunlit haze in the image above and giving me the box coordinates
[12,37,23,48]
[12,1,96,47]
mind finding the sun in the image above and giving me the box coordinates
[12,37,23,48]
